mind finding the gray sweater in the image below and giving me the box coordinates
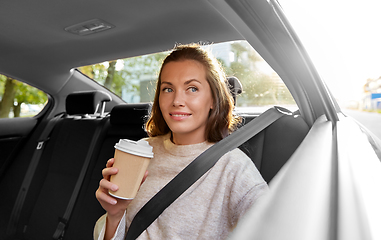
[94,133,268,240]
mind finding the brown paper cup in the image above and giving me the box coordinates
[109,139,153,200]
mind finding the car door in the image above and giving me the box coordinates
[0,117,39,175]
[0,76,49,177]
[228,113,381,240]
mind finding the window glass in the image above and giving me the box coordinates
[212,41,297,113]
[78,40,296,113]
[0,74,48,118]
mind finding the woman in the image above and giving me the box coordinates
[94,43,268,240]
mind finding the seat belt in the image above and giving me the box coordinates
[6,113,65,237]
[125,106,288,240]
[53,116,108,240]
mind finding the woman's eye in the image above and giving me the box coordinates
[188,87,198,92]
[162,88,173,93]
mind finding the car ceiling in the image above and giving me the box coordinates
[0,0,243,93]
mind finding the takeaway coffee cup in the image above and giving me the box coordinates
[109,139,153,200]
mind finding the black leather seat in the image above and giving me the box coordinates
[1,91,116,239]
[239,112,309,183]
[58,103,150,239]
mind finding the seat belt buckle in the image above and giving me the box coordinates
[36,141,44,150]
[36,138,50,150]
[53,218,67,240]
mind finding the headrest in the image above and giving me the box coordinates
[227,76,242,105]
[66,90,112,115]
[110,103,150,125]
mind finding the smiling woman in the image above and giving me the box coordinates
[94,43,269,240]
[3,1,381,239]
[158,60,214,145]
[147,43,240,144]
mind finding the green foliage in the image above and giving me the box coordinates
[0,75,47,118]
[14,81,47,104]
[79,52,167,102]
[78,63,108,83]
[0,74,5,96]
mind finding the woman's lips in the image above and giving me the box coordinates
[169,112,191,120]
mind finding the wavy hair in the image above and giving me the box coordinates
[145,43,241,142]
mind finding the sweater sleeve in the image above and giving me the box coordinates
[231,181,268,226]
[93,211,127,240]
[228,150,269,227]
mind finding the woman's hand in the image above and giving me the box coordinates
[96,158,127,216]
[95,158,148,239]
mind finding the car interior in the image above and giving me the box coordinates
[0,0,314,239]
[0,88,309,239]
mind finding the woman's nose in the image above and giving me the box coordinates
[173,92,185,107]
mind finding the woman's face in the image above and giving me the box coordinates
[159,59,213,145]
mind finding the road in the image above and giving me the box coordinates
[342,109,381,140]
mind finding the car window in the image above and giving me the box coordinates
[0,74,48,118]
[78,41,297,113]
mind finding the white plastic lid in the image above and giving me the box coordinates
[114,139,154,158]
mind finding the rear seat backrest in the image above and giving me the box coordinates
[109,103,151,130]
[226,76,309,183]
[239,112,309,183]
[7,91,111,239]
[61,103,150,240]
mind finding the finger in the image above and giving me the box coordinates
[106,158,115,168]
[99,178,119,192]
[96,188,117,205]
[102,167,118,179]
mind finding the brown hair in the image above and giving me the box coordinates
[145,43,241,142]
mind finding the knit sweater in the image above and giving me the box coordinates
[94,133,268,240]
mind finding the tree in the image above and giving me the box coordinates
[78,52,167,102]
[0,75,47,118]
[104,60,116,89]
[13,81,48,117]
[0,77,16,118]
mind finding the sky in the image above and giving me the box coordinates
[279,0,381,104]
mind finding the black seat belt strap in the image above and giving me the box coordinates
[125,107,287,240]
[53,117,108,240]
[6,113,64,237]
